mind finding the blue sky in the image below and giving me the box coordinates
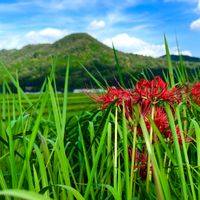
[0,0,200,57]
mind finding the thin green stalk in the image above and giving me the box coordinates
[34,144,49,197]
[114,107,118,190]
[122,102,130,200]
[117,157,122,199]
[112,44,125,88]
[78,123,95,200]
[129,125,137,199]
[164,35,175,88]
[192,119,200,200]
[107,122,112,186]
[7,96,17,189]
[84,110,111,199]
[176,105,196,200]
[88,122,97,184]
[146,105,155,192]
[61,59,70,142]
[140,113,164,200]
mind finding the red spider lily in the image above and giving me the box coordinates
[133,76,180,115]
[167,128,191,145]
[152,107,169,134]
[162,87,181,105]
[138,106,190,144]
[191,82,200,105]
[128,147,139,169]
[134,76,167,101]
[92,76,180,117]
[128,147,147,179]
[92,87,136,119]
[92,87,133,109]
[150,76,168,99]
[137,106,169,135]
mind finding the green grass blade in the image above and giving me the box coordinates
[112,44,125,88]
[80,63,105,90]
[0,190,52,200]
[84,109,111,199]
[165,103,187,200]
[56,185,85,200]
[122,102,130,200]
[140,113,164,200]
[192,119,200,200]
[176,105,196,200]
[61,58,70,141]
[78,122,95,200]
[164,35,175,88]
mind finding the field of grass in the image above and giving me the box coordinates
[0,92,96,117]
[0,40,200,200]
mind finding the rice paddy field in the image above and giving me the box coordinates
[0,93,96,117]
[1,42,200,200]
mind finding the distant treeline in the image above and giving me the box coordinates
[0,68,185,93]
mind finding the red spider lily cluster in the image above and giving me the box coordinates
[191,82,200,105]
[93,76,181,116]
[93,76,195,140]
[93,76,198,179]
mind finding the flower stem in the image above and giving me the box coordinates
[114,107,118,190]
[129,125,137,199]
[146,105,155,192]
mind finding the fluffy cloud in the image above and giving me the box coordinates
[0,28,68,49]
[103,33,192,57]
[172,49,192,56]
[0,35,21,50]
[89,20,106,29]
[25,28,68,44]
[190,18,200,30]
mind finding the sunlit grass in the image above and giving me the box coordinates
[0,37,200,200]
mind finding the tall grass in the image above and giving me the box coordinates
[0,37,200,200]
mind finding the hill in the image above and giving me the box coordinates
[160,54,200,63]
[0,33,200,91]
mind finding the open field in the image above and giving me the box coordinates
[0,92,96,117]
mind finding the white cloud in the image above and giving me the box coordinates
[25,28,68,44]
[103,33,164,57]
[0,28,68,50]
[89,20,105,29]
[190,18,200,30]
[0,35,21,50]
[103,33,192,57]
[172,49,192,56]
[181,50,192,56]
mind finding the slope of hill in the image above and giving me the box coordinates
[0,33,200,91]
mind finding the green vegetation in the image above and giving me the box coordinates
[0,93,96,117]
[1,37,200,200]
[0,33,200,91]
